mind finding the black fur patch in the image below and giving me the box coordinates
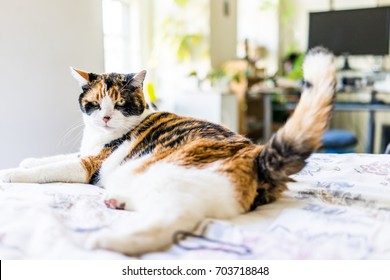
[88,73,98,82]
[89,171,100,185]
[115,92,145,116]
[83,102,100,115]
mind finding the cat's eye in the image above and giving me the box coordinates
[117,99,126,106]
[92,101,99,106]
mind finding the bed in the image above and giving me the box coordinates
[1,153,390,259]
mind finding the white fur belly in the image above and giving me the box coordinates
[99,140,135,185]
[103,160,243,219]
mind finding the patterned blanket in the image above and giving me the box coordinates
[1,153,390,259]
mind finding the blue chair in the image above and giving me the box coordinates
[321,129,358,153]
[385,143,390,154]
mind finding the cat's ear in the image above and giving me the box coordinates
[70,67,90,87]
[130,70,147,88]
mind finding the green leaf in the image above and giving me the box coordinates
[174,0,189,7]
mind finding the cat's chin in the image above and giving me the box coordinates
[100,125,131,136]
[100,125,117,132]
[87,122,125,135]
[88,123,117,133]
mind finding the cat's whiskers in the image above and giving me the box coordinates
[68,129,84,152]
[57,121,85,150]
[119,78,131,92]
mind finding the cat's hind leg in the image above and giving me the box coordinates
[86,202,204,255]
[87,161,242,255]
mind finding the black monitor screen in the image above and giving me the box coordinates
[308,7,390,56]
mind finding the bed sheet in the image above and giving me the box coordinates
[1,153,390,259]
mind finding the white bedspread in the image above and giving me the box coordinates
[1,153,390,259]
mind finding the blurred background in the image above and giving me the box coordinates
[1,0,390,168]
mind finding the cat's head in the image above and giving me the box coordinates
[71,68,150,134]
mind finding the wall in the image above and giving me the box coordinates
[210,0,237,69]
[0,0,104,168]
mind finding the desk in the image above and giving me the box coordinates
[259,88,390,153]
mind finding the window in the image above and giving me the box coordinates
[102,0,141,72]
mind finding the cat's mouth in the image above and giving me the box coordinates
[97,122,115,131]
[102,124,114,130]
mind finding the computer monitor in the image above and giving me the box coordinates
[308,7,390,70]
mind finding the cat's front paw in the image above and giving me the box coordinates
[19,157,39,168]
[0,168,17,183]
[0,168,32,183]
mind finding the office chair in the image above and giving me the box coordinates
[321,129,358,153]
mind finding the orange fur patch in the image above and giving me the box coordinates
[81,147,113,182]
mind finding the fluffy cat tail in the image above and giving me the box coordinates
[255,47,336,203]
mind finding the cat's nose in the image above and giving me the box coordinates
[103,116,111,123]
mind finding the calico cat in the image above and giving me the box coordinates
[0,48,336,255]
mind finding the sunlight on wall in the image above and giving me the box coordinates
[101,0,280,99]
[237,0,279,75]
[137,0,210,110]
